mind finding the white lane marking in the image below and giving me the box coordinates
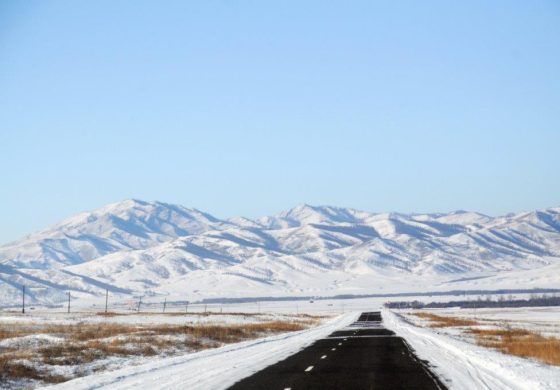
[305,365,314,372]
[326,335,397,339]
[321,355,327,359]
[284,388,291,390]
[344,338,347,341]
[338,342,342,346]
[331,348,336,351]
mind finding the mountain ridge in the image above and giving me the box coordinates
[1,200,559,305]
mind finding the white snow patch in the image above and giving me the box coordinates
[383,308,560,390]
[43,312,357,390]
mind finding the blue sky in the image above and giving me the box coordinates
[1,0,559,244]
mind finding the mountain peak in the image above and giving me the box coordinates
[0,199,226,268]
[2,200,560,305]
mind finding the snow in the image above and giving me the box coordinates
[0,311,312,327]
[383,308,560,390]
[2,200,559,388]
[417,306,560,338]
[42,312,357,390]
[1,200,560,307]
[0,334,63,349]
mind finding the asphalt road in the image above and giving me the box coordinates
[228,311,447,390]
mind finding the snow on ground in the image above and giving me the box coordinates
[0,311,305,326]
[0,308,334,390]
[427,306,560,338]
[4,298,560,389]
[42,312,357,390]
[383,308,560,390]
[3,200,560,308]
[0,334,64,349]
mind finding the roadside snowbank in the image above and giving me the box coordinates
[383,309,560,390]
[43,312,357,390]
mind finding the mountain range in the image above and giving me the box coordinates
[1,199,559,306]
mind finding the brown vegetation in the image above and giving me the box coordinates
[469,328,560,366]
[0,317,317,386]
[0,353,68,384]
[412,311,560,366]
[413,312,479,327]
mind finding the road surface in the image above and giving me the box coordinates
[228,311,446,390]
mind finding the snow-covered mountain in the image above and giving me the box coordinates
[0,199,229,269]
[1,200,559,305]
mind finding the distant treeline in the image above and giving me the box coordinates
[197,288,560,304]
[385,295,560,309]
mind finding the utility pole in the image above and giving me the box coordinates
[67,292,71,313]
[163,298,167,313]
[105,289,109,313]
[22,285,25,314]
[204,304,207,313]
[185,301,189,313]
[137,297,142,312]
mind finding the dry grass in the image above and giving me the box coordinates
[0,353,68,384]
[414,312,479,327]
[0,325,37,340]
[412,312,560,366]
[93,311,328,318]
[0,317,317,386]
[180,320,309,343]
[469,328,560,366]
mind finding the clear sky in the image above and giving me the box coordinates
[1,0,559,244]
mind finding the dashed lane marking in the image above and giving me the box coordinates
[331,348,336,351]
[321,355,327,359]
[305,365,314,372]
[326,335,397,339]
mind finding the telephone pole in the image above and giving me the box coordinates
[67,292,71,313]
[22,285,25,314]
[105,289,109,313]
[163,298,167,313]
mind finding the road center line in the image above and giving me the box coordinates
[321,355,327,359]
[331,348,336,351]
[305,365,314,372]
[326,335,397,339]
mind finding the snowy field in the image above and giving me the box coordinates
[0,306,334,390]
[2,297,560,389]
[421,306,560,338]
[385,307,560,389]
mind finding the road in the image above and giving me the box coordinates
[228,311,447,390]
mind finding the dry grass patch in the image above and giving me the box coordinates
[0,317,317,387]
[0,353,68,384]
[412,311,560,367]
[414,312,479,327]
[181,320,310,343]
[469,328,560,366]
[0,324,37,340]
